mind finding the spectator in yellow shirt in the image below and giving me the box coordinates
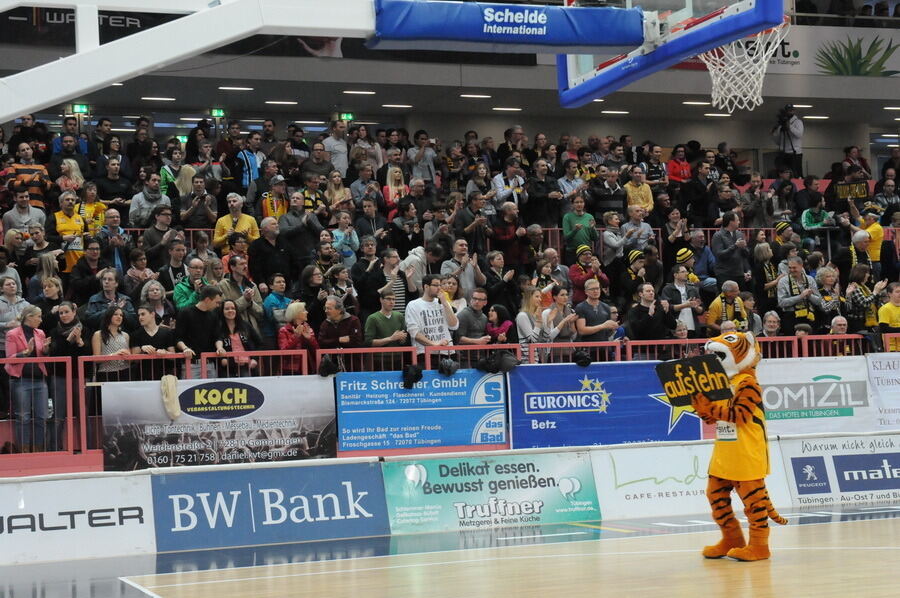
[214,193,259,254]
[625,165,654,213]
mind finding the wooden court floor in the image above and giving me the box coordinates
[124,516,900,598]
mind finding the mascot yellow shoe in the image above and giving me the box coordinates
[692,331,788,562]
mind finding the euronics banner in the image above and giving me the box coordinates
[336,369,507,455]
[369,0,644,53]
[507,362,703,449]
[866,353,900,430]
[780,434,900,507]
[382,452,600,533]
[757,357,874,435]
[0,475,156,565]
[102,376,336,470]
[151,461,390,552]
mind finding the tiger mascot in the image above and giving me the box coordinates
[691,331,787,562]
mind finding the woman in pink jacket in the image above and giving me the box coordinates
[6,305,49,452]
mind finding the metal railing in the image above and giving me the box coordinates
[424,343,522,369]
[528,341,623,364]
[200,349,309,378]
[316,347,417,373]
[0,357,73,455]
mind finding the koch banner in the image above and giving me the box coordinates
[507,362,703,449]
[382,451,599,534]
[336,368,507,456]
[101,376,336,470]
[758,357,876,435]
[779,433,900,507]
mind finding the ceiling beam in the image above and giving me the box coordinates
[0,0,377,123]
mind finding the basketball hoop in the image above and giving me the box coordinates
[697,16,790,113]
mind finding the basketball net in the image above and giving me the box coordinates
[697,16,790,113]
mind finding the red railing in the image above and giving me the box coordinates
[316,347,417,373]
[885,333,900,352]
[77,353,194,450]
[424,343,522,369]
[200,349,309,378]
[625,338,708,360]
[0,357,73,455]
[802,334,870,357]
[528,341,623,364]
[758,336,799,359]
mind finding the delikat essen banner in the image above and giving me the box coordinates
[101,376,335,470]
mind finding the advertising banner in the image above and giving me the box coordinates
[758,357,876,435]
[590,441,792,520]
[336,368,507,456]
[0,474,155,564]
[382,451,600,534]
[151,461,389,552]
[507,362,703,449]
[866,353,900,431]
[369,0,643,53]
[779,433,900,507]
[101,376,336,470]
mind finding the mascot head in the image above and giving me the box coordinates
[704,331,761,379]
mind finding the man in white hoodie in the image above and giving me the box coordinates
[400,243,445,295]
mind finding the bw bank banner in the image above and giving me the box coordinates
[368,0,644,53]
[382,452,599,534]
[336,368,507,456]
[102,376,336,470]
[151,461,389,551]
[507,363,703,449]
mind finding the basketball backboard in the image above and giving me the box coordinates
[557,0,786,108]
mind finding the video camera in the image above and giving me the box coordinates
[776,104,794,127]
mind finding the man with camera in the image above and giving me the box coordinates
[772,104,804,178]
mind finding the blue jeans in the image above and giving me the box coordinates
[12,377,49,449]
[50,375,69,451]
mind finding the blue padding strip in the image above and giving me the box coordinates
[558,3,784,108]
[369,0,645,48]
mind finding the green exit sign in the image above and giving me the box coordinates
[72,104,89,114]
[339,112,355,121]
[176,135,189,144]
[210,108,225,118]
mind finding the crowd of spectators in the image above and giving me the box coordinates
[0,114,899,450]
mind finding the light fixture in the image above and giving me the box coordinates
[343,90,376,95]
[592,99,605,103]
[292,120,326,124]
[884,106,900,110]
[354,121,379,125]
[601,110,629,114]
[493,107,522,112]
[792,104,813,108]
[882,134,899,138]
[122,115,142,119]
[110,83,124,87]
[110,128,134,132]
[179,117,206,121]
[683,101,711,106]
[888,144,899,148]
[460,94,491,98]
[804,115,829,120]
[382,104,413,108]
[241,119,266,123]
[265,100,298,105]
[219,86,254,91]
[141,97,175,101]
[704,113,731,117]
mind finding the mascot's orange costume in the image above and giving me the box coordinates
[691,331,787,562]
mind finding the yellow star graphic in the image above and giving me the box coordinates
[651,393,700,433]
[579,374,594,390]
